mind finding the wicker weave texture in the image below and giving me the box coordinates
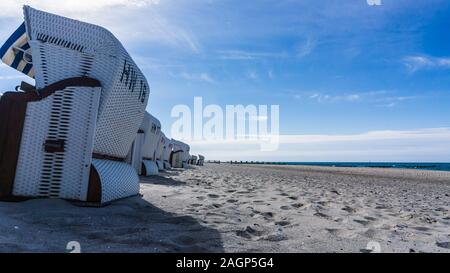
[141,112,161,160]
[155,133,166,160]
[142,159,159,176]
[162,139,173,162]
[25,6,149,159]
[13,86,100,200]
[92,159,140,203]
[128,133,145,175]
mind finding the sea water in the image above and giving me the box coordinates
[276,162,450,172]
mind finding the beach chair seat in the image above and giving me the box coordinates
[0,6,149,204]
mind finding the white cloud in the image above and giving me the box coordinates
[247,71,259,80]
[403,55,450,72]
[294,90,417,107]
[300,92,361,103]
[189,128,450,162]
[296,37,315,58]
[217,50,287,60]
[178,72,215,83]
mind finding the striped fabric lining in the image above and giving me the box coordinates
[0,22,34,78]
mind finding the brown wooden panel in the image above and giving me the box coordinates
[86,165,102,203]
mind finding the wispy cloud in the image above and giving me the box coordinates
[403,55,450,72]
[246,71,259,81]
[296,92,361,103]
[294,90,418,107]
[376,95,417,108]
[217,50,287,60]
[296,37,315,58]
[177,72,215,83]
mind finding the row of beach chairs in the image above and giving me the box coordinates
[0,6,203,205]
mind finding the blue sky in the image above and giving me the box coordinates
[1,0,450,161]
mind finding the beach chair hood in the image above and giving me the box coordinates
[0,6,149,204]
[22,6,149,159]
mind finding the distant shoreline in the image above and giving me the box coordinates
[208,161,450,172]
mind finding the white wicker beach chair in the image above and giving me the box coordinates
[126,115,149,176]
[155,133,167,171]
[0,6,149,204]
[197,155,205,166]
[182,143,191,169]
[190,155,198,165]
[162,136,173,169]
[170,139,183,168]
[170,140,190,168]
[140,112,161,176]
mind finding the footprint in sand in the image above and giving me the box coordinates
[364,216,377,221]
[314,212,331,219]
[280,205,291,210]
[236,226,265,239]
[211,203,222,208]
[317,201,330,207]
[291,203,304,208]
[207,194,220,199]
[363,228,378,238]
[326,228,355,238]
[375,204,391,210]
[275,220,291,226]
[261,212,275,218]
[260,233,288,242]
[411,226,430,232]
[436,241,450,249]
[342,206,357,213]
[353,219,370,226]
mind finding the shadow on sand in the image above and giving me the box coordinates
[0,196,224,253]
[139,175,187,187]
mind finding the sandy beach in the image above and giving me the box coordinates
[0,163,449,253]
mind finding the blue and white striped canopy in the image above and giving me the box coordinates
[0,22,34,78]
